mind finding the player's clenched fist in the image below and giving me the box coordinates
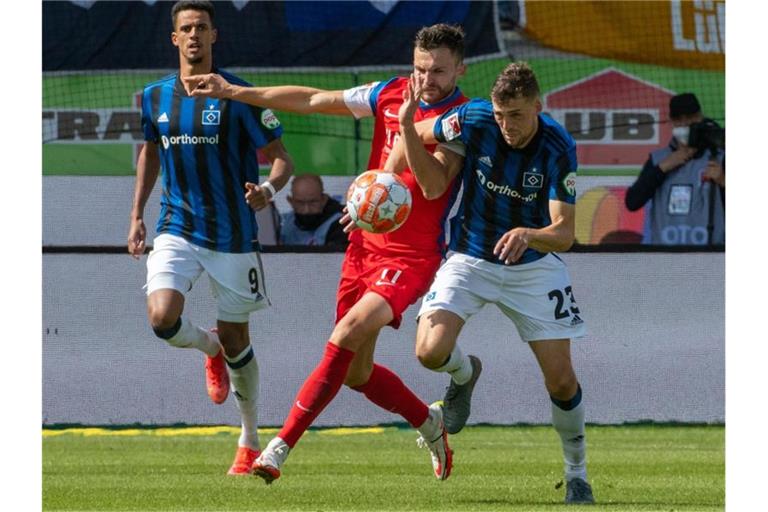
[244,182,270,211]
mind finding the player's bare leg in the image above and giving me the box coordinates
[529,338,594,504]
[343,333,377,388]
[218,320,261,475]
[416,310,482,434]
[146,288,226,401]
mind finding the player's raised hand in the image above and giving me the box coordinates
[494,228,530,265]
[127,218,147,259]
[244,182,270,211]
[399,73,423,128]
[183,73,233,98]
[339,206,359,234]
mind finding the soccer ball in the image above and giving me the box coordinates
[346,170,412,234]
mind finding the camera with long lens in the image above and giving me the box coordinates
[687,119,725,152]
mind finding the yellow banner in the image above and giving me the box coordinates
[521,0,724,71]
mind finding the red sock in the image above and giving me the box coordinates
[352,364,429,428]
[278,342,355,448]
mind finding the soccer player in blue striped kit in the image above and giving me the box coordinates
[390,62,595,504]
[127,1,293,475]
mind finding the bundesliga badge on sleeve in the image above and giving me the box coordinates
[441,112,462,141]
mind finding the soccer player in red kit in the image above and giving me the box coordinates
[184,24,481,482]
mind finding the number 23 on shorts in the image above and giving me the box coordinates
[548,286,580,320]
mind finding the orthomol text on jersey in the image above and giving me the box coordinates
[160,134,219,150]
[475,169,538,203]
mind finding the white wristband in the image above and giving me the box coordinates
[261,180,277,198]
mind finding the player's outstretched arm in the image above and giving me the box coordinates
[184,74,352,116]
[244,139,294,211]
[128,142,160,259]
[396,75,462,199]
[493,201,576,264]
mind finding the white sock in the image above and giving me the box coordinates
[434,345,473,385]
[225,345,260,450]
[551,388,587,482]
[166,318,220,357]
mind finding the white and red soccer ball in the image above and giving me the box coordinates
[346,170,412,234]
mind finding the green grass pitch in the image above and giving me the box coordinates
[43,425,723,511]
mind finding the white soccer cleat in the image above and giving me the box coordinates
[416,403,453,480]
[251,436,290,484]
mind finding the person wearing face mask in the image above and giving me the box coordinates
[625,93,725,245]
[279,174,349,248]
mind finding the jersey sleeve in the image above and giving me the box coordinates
[433,102,474,144]
[240,104,284,149]
[549,145,578,204]
[342,78,393,119]
[141,88,158,143]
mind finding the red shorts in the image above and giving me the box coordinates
[336,243,442,329]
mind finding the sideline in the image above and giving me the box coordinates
[42,425,388,438]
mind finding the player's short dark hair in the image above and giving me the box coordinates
[491,62,540,103]
[414,24,465,61]
[171,0,215,28]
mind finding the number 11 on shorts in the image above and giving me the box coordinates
[375,268,402,287]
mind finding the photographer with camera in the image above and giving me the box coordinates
[626,93,724,245]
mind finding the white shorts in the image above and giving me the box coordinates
[145,234,270,323]
[418,252,587,342]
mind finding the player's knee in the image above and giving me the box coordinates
[147,306,180,329]
[546,374,579,401]
[415,343,445,369]
[332,316,376,350]
[414,334,448,369]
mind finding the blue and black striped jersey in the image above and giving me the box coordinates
[434,98,578,265]
[141,69,283,253]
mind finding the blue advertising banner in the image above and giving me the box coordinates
[43,0,501,70]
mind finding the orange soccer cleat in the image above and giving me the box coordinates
[205,330,230,404]
[227,446,261,476]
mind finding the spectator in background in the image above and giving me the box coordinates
[279,174,348,248]
[625,93,724,245]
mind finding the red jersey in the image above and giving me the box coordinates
[343,77,467,257]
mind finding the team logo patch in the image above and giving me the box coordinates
[561,172,577,196]
[523,172,543,189]
[261,109,281,129]
[441,112,462,141]
[201,106,220,126]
